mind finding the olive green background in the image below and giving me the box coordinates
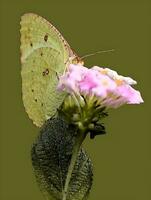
[0,0,150,199]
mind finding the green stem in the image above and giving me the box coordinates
[71,93,82,113]
[62,129,86,200]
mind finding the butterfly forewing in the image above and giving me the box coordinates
[20,13,71,63]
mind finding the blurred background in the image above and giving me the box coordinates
[0,0,150,199]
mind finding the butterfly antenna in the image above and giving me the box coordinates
[81,49,115,59]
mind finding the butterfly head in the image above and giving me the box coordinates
[64,56,84,75]
[69,56,84,66]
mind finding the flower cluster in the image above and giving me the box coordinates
[58,64,143,109]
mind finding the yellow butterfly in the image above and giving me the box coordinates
[20,13,82,127]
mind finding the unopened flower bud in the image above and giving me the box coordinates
[88,123,95,130]
[72,114,80,122]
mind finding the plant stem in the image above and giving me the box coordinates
[71,93,82,113]
[62,130,86,200]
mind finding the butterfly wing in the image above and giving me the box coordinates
[20,13,75,127]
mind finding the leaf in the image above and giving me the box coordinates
[31,116,93,200]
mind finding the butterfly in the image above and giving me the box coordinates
[20,13,83,127]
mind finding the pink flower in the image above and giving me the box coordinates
[57,64,88,93]
[115,84,144,104]
[57,64,143,108]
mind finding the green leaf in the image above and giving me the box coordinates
[31,116,93,200]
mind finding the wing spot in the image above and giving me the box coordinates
[31,89,34,92]
[30,42,33,47]
[44,34,48,42]
[42,68,49,76]
[35,99,37,102]
[40,52,43,56]
[56,72,59,80]
[41,103,44,107]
